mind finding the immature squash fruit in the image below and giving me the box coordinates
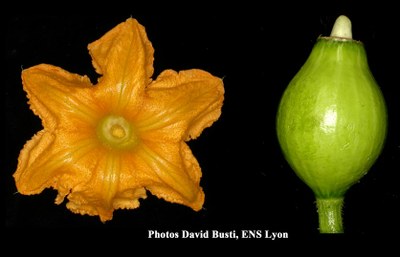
[276,15,387,233]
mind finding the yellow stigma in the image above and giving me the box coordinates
[110,124,126,139]
[97,115,139,150]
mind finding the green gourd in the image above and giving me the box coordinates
[276,15,387,233]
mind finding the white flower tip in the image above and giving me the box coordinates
[330,15,352,39]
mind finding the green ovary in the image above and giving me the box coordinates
[97,115,139,150]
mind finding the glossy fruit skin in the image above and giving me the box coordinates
[277,37,387,198]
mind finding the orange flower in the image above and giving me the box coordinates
[14,18,224,222]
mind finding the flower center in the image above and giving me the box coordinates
[97,115,139,150]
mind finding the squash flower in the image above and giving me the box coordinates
[14,18,224,222]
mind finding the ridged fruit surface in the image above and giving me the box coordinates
[277,37,387,198]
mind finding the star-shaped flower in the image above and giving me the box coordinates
[14,18,224,222]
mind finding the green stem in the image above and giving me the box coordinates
[316,198,344,233]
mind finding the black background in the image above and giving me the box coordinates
[5,4,400,242]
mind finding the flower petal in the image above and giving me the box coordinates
[16,129,150,223]
[14,130,97,197]
[67,187,147,223]
[136,69,224,141]
[89,18,154,112]
[137,140,205,211]
[14,130,55,192]
[22,64,97,129]
[65,152,148,222]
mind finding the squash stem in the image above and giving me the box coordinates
[316,198,344,233]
